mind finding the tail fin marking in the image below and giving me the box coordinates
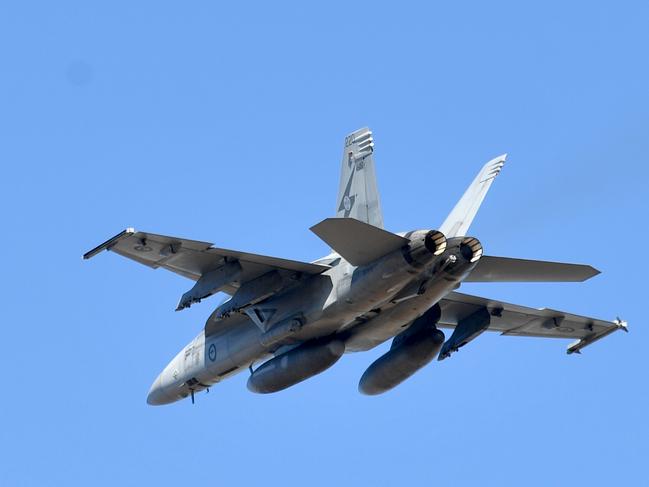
[336,128,384,229]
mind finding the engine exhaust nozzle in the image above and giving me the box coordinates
[424,230,447,256]
[459,236,483,263]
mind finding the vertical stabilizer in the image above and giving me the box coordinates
[336,128,384,229]
[439,154,508,238]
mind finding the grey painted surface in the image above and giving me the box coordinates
[85,128,626,405]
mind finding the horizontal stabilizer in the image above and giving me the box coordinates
[310,218,408,266]
[465,256,600,282]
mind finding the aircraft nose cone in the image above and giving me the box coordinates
[147,374,173,406]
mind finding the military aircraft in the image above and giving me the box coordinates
[84,128,627,405]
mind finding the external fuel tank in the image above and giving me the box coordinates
[247,338,345,394]
[358,305,445,395]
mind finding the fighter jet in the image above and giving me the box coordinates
[84,128,627,405]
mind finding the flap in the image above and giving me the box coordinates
[310,218,409,266]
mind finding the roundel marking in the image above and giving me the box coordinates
[343,195,352,212]
[208,343,217,362]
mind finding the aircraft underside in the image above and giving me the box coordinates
[84,127,627,405]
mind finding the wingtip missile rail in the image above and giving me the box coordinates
[566,318,628,354]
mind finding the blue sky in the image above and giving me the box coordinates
[1,1,648,485]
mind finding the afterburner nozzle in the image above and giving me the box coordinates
[424,230,447,256]
[459,236,483,263]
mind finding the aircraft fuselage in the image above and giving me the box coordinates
[147,231,481,404]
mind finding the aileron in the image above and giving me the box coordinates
[439,291,627,353]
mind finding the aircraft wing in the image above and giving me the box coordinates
[84,228,330,302]
[438,291,627,354]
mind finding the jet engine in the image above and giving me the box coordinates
[429,235,483,280]
[247,338,345,393]
[424,230,447,255]
[458,236,483,263]
[358,305,445,395]
[402,230,447,268]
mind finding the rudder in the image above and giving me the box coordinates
[336,127,384,229]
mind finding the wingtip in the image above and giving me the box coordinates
[615,318,629,332]
[83,227,136,260]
